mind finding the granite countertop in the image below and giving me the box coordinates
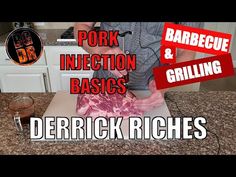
[0,91,235,155]
[0,29,77,46]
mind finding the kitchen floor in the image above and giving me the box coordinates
[200,69,236,91]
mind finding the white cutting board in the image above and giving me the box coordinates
[42,91,171,140]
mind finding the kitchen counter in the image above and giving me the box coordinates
[0,29,77,46]
[0,91,235,155]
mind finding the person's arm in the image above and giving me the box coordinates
[74,22,127,77]
[134,23,200,111]
[176,48,196,63]
[134,49,197,111]
[134,79,164,111]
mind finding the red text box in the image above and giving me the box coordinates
[153,54,234,89]
[161,23,232,55]
[160,45,176,64]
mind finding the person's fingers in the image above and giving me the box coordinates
[134,97,164,107]
[135,94,164,104]
[160,88,168,95]
[134,92,162,105]
[103,47,124,55]
[119,69,128,76]
[113,49,128,76]
[126,90,136,99]
[111,69,123,78]
[135,97,164,107]
[148,80,157,93]
[113,47,124,55]
[149,86,156,93]
[149,80,168,95]
[134,91,164,111]
[135,101,164,112]
[109,67,127,78]
[104,47,128,78]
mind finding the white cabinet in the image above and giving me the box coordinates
[45,46,94,92]
[0,66,50,92]
[0,47,50,93]
[0,45,93,93]
[49,65,93,92]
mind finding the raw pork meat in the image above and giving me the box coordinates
[76,92,143,119]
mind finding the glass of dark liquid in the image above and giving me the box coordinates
[9,96,35,132]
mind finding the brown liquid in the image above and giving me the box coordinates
[9,96,35,125]
[19,113,35,124]
[10,108,35,124]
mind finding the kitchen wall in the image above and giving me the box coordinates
[33,22,101,29]
[33,22,75,29]
[231,26,236,67]
[203,22,236,68]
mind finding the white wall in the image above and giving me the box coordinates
[33,22,101,29]
[33,22,75,29]
[204,22,236,68]
[231,25,236,67]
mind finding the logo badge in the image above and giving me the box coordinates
[5,28,43,66]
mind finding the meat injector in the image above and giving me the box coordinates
[118,31,136,99]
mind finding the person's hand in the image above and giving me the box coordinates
[102,47,128,78]
[134,80,166,112]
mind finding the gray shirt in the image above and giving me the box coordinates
[94,22,203,90]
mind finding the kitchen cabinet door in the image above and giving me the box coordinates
[49,65,93,92]
[45,46,93,92]
[0,66,50,92]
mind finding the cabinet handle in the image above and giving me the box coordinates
[43,73,49,93]
[5,58,10,61]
